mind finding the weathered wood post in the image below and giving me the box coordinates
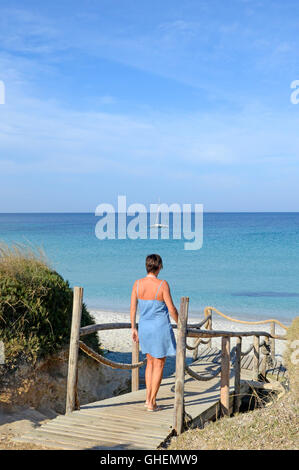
[66,286,83,414]
[132,333,140,392]
[260,336,270,378]
[253,335,260,381]
[270,322,275,363]
[205,308,212,348]
[173,297,189,435]
[233,336,242,414]
[220,335,230,416]
[192,337,200,361]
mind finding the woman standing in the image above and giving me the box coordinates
[130,254,178,412]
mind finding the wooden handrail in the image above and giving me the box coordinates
[68,291,288,426]
[187,328,286,340]
[79,321,208,337]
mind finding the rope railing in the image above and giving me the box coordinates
[186,346,237,381]
[186,336,209,351]
[79,341,147,370]
[173,299,288,435]
[66,287,288,436]
[185,364,221,381]
[204,306,289,330]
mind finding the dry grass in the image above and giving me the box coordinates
[168,316,299,450]
[0,242,48,278]
[168,392,298,450]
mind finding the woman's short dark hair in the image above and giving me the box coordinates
[146,254,163,273]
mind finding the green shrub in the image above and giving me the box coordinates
[0,243,100,366]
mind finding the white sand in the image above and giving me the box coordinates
[89,309,287,381]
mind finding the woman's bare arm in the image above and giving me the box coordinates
[162,282,179,323]
[130,280,139,342]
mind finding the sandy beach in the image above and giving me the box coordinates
[90,309,288,383]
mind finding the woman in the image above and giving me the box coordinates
[130,254,179,412]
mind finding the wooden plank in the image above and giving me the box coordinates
[36,426,158,448]
[77,409,171,425]
[241,354,252,370]
[195,345,210,361]
[54,414,167,431]
[196,347,219,364]
[15,338,242,451]
[43,422,161,446]
[45,418,167,439]
[15,430,149,450]
[13,436,88,450]
[246,356,254,370]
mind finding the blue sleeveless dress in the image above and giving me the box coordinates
[137,280,176,358]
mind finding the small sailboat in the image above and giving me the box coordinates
[150,200,168,228]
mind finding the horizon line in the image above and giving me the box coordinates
[0,211,298,215]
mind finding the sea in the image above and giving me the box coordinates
[0,212,298,324]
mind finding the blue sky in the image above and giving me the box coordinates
[0,0,298,212]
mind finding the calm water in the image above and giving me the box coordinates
[0,212,298,323]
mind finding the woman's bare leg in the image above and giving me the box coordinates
[148,356,166,409]
[145,354,153,404]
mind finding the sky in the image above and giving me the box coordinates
[0,0,298,212]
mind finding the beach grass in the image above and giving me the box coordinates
[167,316,299,450]
[0,242,100,368]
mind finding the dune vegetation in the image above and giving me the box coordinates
[0,243,99,370]
[168,316,299,450]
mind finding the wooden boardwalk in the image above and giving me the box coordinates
[13,345,281,450]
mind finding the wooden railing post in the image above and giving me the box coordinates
[253,335,260,381]
[260,336,270,377]
[270,322,275,363]
[66,286,83,414]
[173,297,189,435]
[233,336,242,414]
[205,308,212,348]
[132,336,139,392]
[220,336,230,416]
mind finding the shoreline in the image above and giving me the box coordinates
[86,303,295,325]
[89,309,288,382]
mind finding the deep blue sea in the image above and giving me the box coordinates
[0,212,298,323]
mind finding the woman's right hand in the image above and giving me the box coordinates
[132,327,139,343]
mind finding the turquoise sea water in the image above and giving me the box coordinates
[0,212,298,323]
